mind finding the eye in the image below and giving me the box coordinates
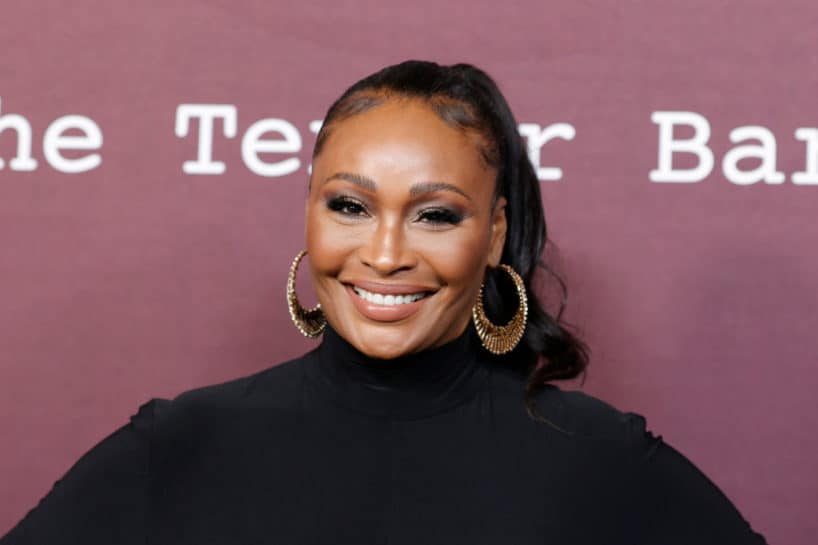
[416,207,464,226]
[326,196,369,217]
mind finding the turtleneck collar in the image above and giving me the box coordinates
[305,323,490,420]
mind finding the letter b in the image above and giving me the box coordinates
[650,111,714,183]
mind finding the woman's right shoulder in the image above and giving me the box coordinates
[133,348,319,436]
[0,350,319,543]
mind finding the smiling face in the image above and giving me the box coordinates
[305,98,507,359]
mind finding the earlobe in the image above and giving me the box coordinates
[488,196,508,267]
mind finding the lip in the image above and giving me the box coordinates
[344,283,435,323]
[343,280,436,295]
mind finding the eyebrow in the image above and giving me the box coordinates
[323,172,471,201]
[323,172,377,192]
[409,181,471,200]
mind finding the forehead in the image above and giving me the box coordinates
[313,99,496,193]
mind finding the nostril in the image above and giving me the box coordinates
[358,246,416,275]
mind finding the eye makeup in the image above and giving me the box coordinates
[322,188,472,228]
[414,206,465,226]
[325,194,370,217]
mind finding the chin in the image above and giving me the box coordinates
[358,343,411,361]
[348,323,423,360]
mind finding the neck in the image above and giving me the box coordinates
[305,323,490,420]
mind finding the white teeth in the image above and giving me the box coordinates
[352,286,427,306]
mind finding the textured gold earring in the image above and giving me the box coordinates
[472,264,528,355]
[286,250,326,337]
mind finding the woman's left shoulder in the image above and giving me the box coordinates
[490,368,652,444]
[530,385,650,441]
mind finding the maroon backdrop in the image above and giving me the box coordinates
[1,1,816,543]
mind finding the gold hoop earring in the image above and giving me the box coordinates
[286,250,326,337]
[471,264,528,355]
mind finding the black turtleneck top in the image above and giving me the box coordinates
[2,324,767,544]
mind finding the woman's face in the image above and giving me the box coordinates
[305,98,506,359]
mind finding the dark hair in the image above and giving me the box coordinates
[312,60,589,422]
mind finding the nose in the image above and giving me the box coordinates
[358,215,416,275]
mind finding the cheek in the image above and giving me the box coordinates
[304,204,376,305]
[412,226,490,290]
[305,206,350,278]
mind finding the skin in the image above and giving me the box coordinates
[305,98,507,359]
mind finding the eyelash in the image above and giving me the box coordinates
[326,196,368,217]
[416,208,463,225]
[325,196,463,226]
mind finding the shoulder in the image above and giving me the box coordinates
[144,349,317,433]
[174,350,313,406]
[489,366,652,443]
[532,385,650,441]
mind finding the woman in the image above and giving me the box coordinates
[2,61,767,544]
